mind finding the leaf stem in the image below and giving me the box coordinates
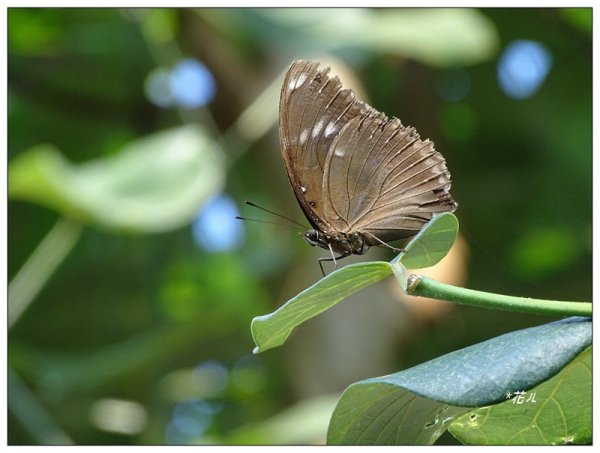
[8,218,82,328]
[8,368,73,444]
[407,275,592,317]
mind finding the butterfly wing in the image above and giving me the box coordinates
[279,60,368,232]
[322,110,457,244]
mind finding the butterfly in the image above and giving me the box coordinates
[279,60,457,275]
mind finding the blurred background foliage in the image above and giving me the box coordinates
[7,8,591,445]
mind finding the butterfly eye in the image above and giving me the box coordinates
[303,230,319,247]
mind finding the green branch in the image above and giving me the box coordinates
[8,218,82,328]
[406,275,592,317]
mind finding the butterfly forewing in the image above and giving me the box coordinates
[279,60,368,231]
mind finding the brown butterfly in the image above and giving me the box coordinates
[279,60,457,274]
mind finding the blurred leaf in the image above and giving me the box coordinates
[327,317,591,445]
[509,226,578,279]
[140,9,178,43]
[560,8,592,34]
[251,262,392,353]
[8,9,62,55]
[254,9,498,66]
[449,346,591,445]
[9,125,225,233]
[160,254,270,323]
[225,394,339,444]
[12,309,237,396]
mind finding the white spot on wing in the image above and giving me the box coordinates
[299,129,309,145]
[325,121,337,137]
[289,72,307,91]
[312,119,325,138]
[334,148,345,157]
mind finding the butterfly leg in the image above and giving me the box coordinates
[358,239,370,255]
[318,244,350,276]
[364,232,405,254]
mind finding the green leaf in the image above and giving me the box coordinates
[394,212,459,270]
[224,394,340,444]
[251,214,459,353]
[327,317,591,445]
[449,346,591,445]
[251,9,499,67]
[8,125,225,233]
[251,262,391,353]
[328,385,470,445]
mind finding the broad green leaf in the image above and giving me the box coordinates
[251,262,391,353]
[8,125,225,233]
[394,212,459,270]
[327,317,591,445]
[449,347,591,445]
[328,384,470,445]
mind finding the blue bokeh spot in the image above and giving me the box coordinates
[497,40,552,99]
[170,58,217,108]
[437,69,471,102]
[165,400,216,444]
[144,67,175,108]
[192,194,245,253]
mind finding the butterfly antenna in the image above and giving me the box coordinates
[235,216,305,231]
[242,201,308,229]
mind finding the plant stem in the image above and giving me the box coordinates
[8,218,82,328]
[407,275,592,317]
[8,368,73,444]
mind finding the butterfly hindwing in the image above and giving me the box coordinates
[323,107,456,244]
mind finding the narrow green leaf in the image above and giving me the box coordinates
[327,317,591,445]
[449,347,592,445]
[251,262,391,353]
[251,214,458,354]
[8,125,225,233]
[394,212,459,270]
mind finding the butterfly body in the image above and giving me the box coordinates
[302,229,368,256]
[279,60,457,272]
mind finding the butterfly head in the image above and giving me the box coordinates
[301,229,321,248]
